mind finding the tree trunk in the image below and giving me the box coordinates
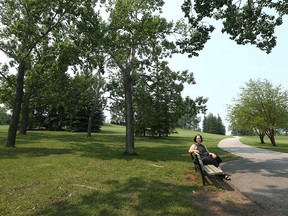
[87,70,102,138]
[124,69,136,154]
[19,92,30,135]
[259,131,265,144]
[269,135,276,146]
[107,49,136,154]
[265,128,276,146]
[259,135,265,144]
[255,129,265,144]
[5,60,26,147]
[87,114,93,137]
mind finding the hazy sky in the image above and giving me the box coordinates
[163,2,288,132]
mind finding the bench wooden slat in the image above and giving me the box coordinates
[202,166,215,175]
[206,165,224,175]
[190,152,224,185]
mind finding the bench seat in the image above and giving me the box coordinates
[191,152,225,185]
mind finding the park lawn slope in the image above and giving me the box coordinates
[240,135,288,153]
[0,124,232,215]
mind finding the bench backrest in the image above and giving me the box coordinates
[191,152,203,167]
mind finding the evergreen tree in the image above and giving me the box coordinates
[203,113,225,135]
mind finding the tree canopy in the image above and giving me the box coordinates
[181,0,288,53]
[227,79,288,145]
[98,0,209,153]
[0,1,208,152]
[2,1,288,153]
[0,106,11,125]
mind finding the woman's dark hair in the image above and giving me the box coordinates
[194,134,203,142]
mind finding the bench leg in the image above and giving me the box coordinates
[199,169,208,186]
[201,175,206,186]
[193,165,208,185]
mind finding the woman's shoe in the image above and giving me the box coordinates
[224,175,231,180]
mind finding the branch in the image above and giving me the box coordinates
[25,10,68,59]
[0,70,16,88]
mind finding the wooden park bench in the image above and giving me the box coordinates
[190,152,225,186]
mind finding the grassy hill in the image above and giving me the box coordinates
[0,124,285,215]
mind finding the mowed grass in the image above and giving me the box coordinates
[0,124,236,216]
[240,135,288,153]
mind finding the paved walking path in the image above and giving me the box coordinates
[218,137,288,216]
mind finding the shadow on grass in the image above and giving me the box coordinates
[0,130,194,163]
[0,147,76,159]
[0,128,230,169]
[32,175,271,216]
[32,177,201,216]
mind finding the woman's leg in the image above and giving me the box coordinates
[202,157,219,167]
[215,155,222,166]
[202,155,222,167]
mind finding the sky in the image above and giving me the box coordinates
[162,1,288,133]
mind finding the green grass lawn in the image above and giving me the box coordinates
[0,125,230,216]
[240,135,288,153]
[0,124,287,215]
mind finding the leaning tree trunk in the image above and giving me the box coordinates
[265,128,276,146]
[255,128,265,144]
[5,60,26,147]
[259,135,265,144]
[258,131,265,144]
[124,69,136,155]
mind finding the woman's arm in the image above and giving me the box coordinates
[209,152,217,158]
[205,147,217,158]
[188,144,199,153]
[203,145,216,158]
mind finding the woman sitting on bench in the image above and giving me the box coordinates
[188,134,230,180]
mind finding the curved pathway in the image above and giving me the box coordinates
[218,137,288,216]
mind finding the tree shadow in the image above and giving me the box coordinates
[222,157,288,178]
[31,175,275,216]
[0,130,195,163]
[0,147,75,159]
[244,186,288,216]
[32,177,201,216]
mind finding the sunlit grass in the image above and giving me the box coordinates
[0,124,212,215]
[1,124,286,215]
[240,135,288,153]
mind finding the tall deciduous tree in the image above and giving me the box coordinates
[101,0,211,154]
[0,0,83,147]
[227,79,288,146]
